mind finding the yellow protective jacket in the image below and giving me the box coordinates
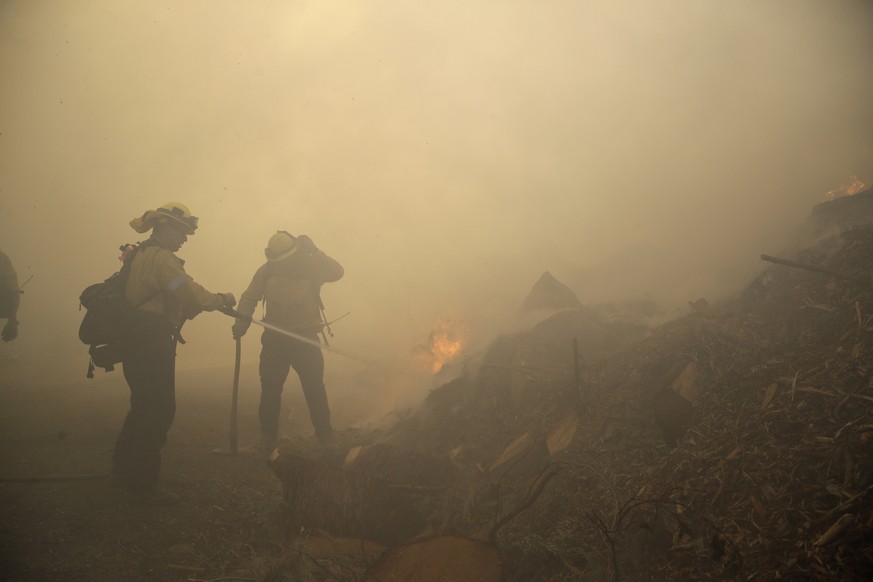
[237,247,343,332]
[124,244,226,327]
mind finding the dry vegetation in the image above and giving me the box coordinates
[268,221,873,581]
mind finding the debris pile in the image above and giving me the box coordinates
[267,219,873,580]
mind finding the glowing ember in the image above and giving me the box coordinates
[411,319,469,374]
[825,176,866,200]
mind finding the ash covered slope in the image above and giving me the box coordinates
[370,220,873,580]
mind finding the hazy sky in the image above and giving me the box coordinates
[1,0,872,383]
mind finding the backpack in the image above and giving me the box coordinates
[78,244,145,378]
[0,287,18,319]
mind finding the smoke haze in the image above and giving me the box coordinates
[1,0,872,421]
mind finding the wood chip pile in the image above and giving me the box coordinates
[268,222,873,581]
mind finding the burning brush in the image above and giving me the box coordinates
[825,175,867,200]
[411,318,469,374]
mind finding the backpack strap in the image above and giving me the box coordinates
[121,242,163,310]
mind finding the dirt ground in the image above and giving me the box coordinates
[0,357,357,582]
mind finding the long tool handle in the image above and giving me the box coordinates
[219,307,427,379]
[230,336,241,455]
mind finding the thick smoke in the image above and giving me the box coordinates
[1,0,871,421]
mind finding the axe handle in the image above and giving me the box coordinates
[220,306,250,321]
[230,337,241,454]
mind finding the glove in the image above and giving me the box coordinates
[1,320,18,342]
[231,319,250,339]
[219,293,236,308]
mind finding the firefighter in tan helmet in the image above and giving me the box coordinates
[112,202,236,504]
[232,230,344,449]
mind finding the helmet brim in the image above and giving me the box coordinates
[130,209,198,235]
[265,244,299,262]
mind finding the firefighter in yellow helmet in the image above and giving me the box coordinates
[112,202,236,504]
[232,230,344,449]
[0,247,20,342]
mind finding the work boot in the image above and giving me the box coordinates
[256,435,278,453]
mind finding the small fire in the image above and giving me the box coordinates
[411,318,469,374]
[825,176,866,200]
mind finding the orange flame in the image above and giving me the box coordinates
[825,176,866,200]
[411,319,469,374]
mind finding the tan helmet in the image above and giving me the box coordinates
[130,202,199,235]
[264,230,298,262]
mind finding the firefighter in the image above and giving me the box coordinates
[112,202,236,504]
[231,230,344,449]
[0,247,20,342]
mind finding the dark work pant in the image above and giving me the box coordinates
[112,316,177,493]
[259,329,332,439]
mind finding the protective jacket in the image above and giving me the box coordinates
[124,243,226,327]
[237,246,344,332]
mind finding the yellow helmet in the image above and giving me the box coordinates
[264,230,298,262]
[130,201,199,235]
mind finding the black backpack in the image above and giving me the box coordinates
[78,244,148,378]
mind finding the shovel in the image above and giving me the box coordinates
[213,336,241,456]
